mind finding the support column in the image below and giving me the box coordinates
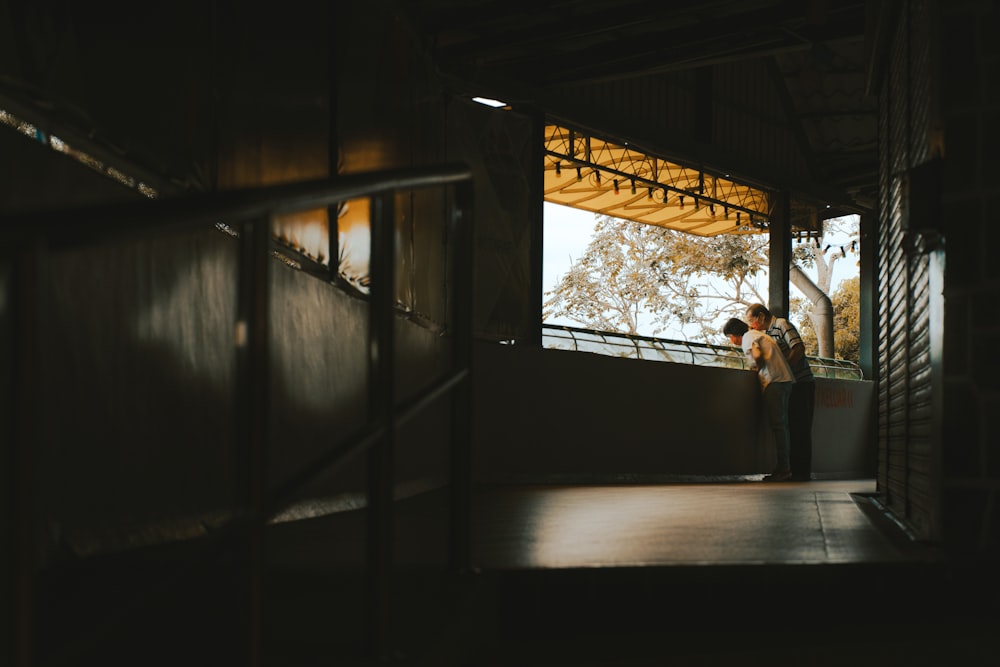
[9,241,42,667]
[235,216,270,667]
[768,190,792,317]
[367,192,396,662]
[527,106,545,346]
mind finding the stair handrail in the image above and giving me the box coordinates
[4,162,475,664]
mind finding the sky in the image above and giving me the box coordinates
[542,201,860,339]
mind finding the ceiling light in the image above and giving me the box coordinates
[472,96,507,108]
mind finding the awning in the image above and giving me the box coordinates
[543,123,775,237]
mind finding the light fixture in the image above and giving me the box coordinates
[630,180,637,195]
[472,96,507,108]
[576,167,582,182]
[679,196,685,209]
[647,187,653,199]
[613,179,620,195]
[555,162,561,176]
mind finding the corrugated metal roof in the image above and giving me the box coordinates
[402,0,876,222]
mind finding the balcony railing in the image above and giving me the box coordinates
[540,324,864,380]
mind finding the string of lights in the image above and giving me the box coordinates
[795,232,858,257]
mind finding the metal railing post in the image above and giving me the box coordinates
[235,216,270,666]
[450,181,474,574]
[367,192,396,661]
[8,239,42,667]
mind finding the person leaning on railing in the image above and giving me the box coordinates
[723,317,795,483]
[745,304,815,482]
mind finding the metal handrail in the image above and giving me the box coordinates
[541,323,864,379]
[5,163,475,664]
[1,163,473,247]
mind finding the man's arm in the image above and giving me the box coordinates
[778,319,806,364]
[787,342,805,365]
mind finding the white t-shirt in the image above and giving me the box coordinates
[742,329,796,390]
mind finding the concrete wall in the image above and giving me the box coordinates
[30,225,453,563]
[473,340,874,482]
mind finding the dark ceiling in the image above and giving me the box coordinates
[399,0,878,215]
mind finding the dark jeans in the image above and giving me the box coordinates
[789,381,815,477]
[762,381,792,471]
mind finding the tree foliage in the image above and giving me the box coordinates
[544,215,768,340]
[544,212,861,349]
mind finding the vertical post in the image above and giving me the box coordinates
[236,217,270,667]
[328,201,340,282]
[859,210,878,474]
[450,179,474,574]
[768,190,792,317]
[858,211,876,380]
[527,107,544,347]
[8,241,42,667]
[367,192,396,661]
[926,246,945,539]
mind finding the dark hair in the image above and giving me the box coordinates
[723,318,748,337]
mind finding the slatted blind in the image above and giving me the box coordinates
[876,0,938,540]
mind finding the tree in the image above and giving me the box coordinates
[543,216,682,335]
[790,216,859,356]
[791,275,860,361]
[544,213,860,348]
[544,215,768,339]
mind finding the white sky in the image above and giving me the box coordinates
[542,201,860,339]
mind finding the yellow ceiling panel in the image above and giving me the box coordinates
[543,123,774,237]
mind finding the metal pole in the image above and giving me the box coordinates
[367,193,396,661]
[9,240,42,667]
[236,217,270,666]
[768,190,792,318]
[450,181,474,575]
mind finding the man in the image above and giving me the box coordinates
[723,317,795,482]
[746,304,816,481]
